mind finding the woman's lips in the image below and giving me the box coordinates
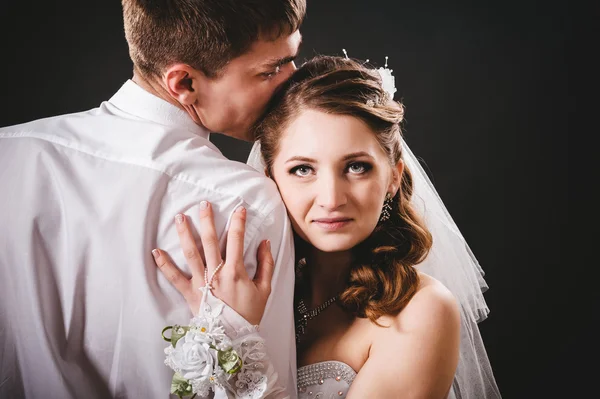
[312,218,353,231]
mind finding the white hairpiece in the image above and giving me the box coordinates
[377,56,397,100]
[342,49,397,102]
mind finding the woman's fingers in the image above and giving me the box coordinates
[254,240,274,295]
[197,201,222,276]
[152,248,192,300]
[174,213,205,280]
[225,206,248,277]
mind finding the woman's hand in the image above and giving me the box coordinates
[152,201,274,326]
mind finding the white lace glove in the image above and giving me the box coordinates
[203,290,286,399]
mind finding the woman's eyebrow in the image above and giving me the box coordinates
[284,152,374,164]
[342,151,373,161]
[285,155,316,164]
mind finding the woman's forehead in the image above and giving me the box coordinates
[275,109,386,161]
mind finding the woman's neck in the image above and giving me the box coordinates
[301,249,353,308]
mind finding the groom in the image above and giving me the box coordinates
[0,0,305,397]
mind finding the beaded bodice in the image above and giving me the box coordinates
[297,361,357,399]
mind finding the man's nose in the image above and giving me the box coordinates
[281,60,296,77]
[274,61,297,94]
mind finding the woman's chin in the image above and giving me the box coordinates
[307,236,362,254]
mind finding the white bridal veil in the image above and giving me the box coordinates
[247,140,501,399]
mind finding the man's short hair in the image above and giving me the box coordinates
[122,0,306,78]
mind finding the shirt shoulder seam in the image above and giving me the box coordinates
[0,131,282,219]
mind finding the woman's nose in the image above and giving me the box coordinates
[316,175,347,211]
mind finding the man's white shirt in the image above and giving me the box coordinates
[0,80,297,398]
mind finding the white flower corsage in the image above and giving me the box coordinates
[162,300,243,398]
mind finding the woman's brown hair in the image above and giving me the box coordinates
[255,55,433,323]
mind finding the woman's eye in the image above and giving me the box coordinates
[347,162,371,174]
[290,165,313,177]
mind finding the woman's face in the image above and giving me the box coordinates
[271,109,402,253]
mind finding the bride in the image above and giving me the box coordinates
[152,55,500,398]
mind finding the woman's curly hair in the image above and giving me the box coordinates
[255,55,433,323]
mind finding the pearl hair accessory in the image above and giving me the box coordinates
[342,49,397,104]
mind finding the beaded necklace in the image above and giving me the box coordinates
[294,259,340,343]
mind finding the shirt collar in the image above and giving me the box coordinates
[108,80,210,140]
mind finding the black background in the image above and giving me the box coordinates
[0,1,570,397]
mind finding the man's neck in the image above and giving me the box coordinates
[131,68,204,127]
[132,68,181,109]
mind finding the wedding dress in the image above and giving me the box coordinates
[297,361,356,399]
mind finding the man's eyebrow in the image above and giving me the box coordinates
[263,54,296,69]
[263,37,303,69]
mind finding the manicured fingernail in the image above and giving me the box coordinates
[199,201,208,210]
[235,205,245,213]
[175,214,184,224]
[266,240,271,250]
[152,249,159,258]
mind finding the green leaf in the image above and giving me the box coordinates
[170,325,190,347]
[218,348,243,374]
[170,372,193,398]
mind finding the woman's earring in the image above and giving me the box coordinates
[378,193,393,223]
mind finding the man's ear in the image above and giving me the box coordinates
[164,64,203,105]
[388,159,404,196]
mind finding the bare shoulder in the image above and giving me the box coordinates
[353,273,461,397]
[377,272,460,335]
[414,273,458,313]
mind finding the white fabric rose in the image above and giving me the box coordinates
[166,331,218,381]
